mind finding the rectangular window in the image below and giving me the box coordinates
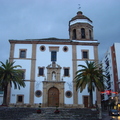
[38,67,44,76]
[64,68,70,77]
[21,71,25,79]
[19,69,26,79]
[82,50,89,59]
[51,51,57,62]
[39,68,43,76]
[20,50,26,58]
[17,95,24,103]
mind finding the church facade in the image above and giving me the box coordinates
[8,11,100,107]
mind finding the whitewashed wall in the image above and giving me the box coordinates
[10,44,32,104]
[14,44,32,58]
[10,82,30,103]
[35,44,73,104]
[76,45,96,105]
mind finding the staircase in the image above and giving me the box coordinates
[0,107,99,120]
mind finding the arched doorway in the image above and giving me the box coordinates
[48,87,59,107]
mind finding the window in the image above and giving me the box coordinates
[38,67,44,76]
[17,95,24,103]
[51,51,57,62]
[19,49,26,58]
[72,29,77,39]
[82,51,89,59]
[65,91,72,98]
[81,28,85,39]
[40,45,45,51]
[63,46,68,52]
[21,71,25,79]
[35,90,42,97]
[64,67,70,77]
[19,69,25,79]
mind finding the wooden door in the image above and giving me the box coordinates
[48,87,59,107]
[83,96,88,107]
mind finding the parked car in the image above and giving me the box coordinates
[109,109,120,116]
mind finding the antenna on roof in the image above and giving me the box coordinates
[78,4,81,11]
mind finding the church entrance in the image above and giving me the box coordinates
[48,87,59,107]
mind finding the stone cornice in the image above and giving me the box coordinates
[9,39,99,46]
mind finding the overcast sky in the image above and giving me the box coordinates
[0,0,120,63]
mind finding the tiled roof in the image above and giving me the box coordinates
[69,11,92,23]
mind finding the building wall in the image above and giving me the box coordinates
[9,42,97,107]
[101,43,120,101]
[114,43,120,81]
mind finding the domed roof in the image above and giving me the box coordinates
[70,11,92,23]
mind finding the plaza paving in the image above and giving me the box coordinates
[0,107,109,120]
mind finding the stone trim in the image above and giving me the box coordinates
[72,59,94,61]
[81,50,89,59]
[63,46,68,52]
[9,58,36,60]
[19,49,27,58]
[9,40,99,46]
[63,67,70,77]
[40,45,46,51]
[65,91,72,98]
[8,43,15,104]
[17,95,24,103]
[38,66,45,77]
[94,46,101,107]
[42,81,65,107]
[29,44,36,105]
[72,45,78,105]
[49,46,59,52]
[35,90,42,97]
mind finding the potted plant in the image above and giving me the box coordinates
[54,103,60,114]
[37,103,41,113]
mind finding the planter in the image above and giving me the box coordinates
[54,110,60,114]
[37,109,41,113]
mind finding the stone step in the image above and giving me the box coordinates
[0,107,99,120]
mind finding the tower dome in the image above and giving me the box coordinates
[69,11,94,41]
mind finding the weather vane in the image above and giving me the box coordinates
[78,4,81,10]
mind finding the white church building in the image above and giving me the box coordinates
[8,11,101,107]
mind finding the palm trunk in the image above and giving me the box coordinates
[89,90,93,107]
[2,85,8,106]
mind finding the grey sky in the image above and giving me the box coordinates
[0,0,120,62]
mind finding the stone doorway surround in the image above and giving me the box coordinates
[42,62,65,107]
[42,81,65,107]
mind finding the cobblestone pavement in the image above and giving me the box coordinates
[0,107,107,120]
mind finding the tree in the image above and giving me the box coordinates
[74,61,106,107]
[0,60,25,105]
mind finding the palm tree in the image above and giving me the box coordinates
[0,60,25,105]
[74,61,106,107]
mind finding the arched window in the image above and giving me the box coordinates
[81,28,85,39]
[89,30,92,39]
[72,29,77,39]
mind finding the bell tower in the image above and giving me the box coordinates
[69,11,93,41]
